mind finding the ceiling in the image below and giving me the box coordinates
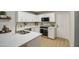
[25,11,54,15]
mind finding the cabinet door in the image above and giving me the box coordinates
[31,14,36,22]
[37,15,42,22]
[27,13,37,22]
[49,13,55,22]
[18,12,25,22]
[33,15,38,22]
[48,27,55,39]
[24,12,31,22]
[22,12,26,22]
[18,12,34,22]
[18,12,24,22]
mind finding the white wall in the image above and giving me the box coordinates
[55,11,74,47]
[0,11,16,33]
[56,12,70,39]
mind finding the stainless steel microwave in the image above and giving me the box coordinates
[41,17,49,22]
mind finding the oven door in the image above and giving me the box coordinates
[43,29,48,36]
[40,28,48,36]
[40,28,43,35]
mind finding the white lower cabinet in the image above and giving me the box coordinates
[48,27,55,39]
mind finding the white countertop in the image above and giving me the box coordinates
[0,32,41,47]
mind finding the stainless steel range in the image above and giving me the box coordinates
[40,26,48,36]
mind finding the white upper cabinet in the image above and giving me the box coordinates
[49,13,55,22]
[24,12,34,22]
[18,11,35,22]
[32,15,41,22]
[17,12,55,22]
[36,15,41,22]
[32,15,37,22]
[18,12,25,22]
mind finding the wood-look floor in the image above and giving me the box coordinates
[21,36,70,47]
[41,36,70,47]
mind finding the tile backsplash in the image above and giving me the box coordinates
[16,22,41,28]
[16,22,56,28]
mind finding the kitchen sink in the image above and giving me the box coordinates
[17,30,30,34]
